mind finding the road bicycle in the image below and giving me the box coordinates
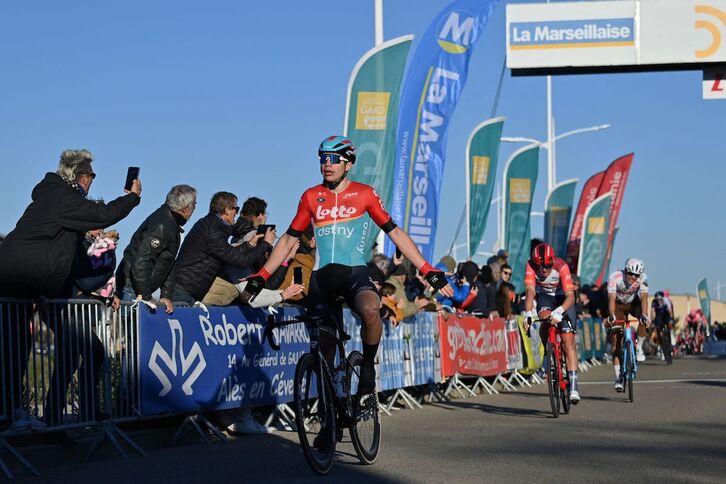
[527,315,571,418]
[264,313,380,475]
[612,318,638,402]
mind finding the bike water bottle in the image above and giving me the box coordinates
[332,366,347,398]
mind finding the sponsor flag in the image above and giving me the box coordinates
[566,170,605,272]
[467,117,505,258]
[345,36,414,255]
[698,277,711,323]
[503,144,539,291]
[386,0,501,260]
[544,178,577,259]
[577,193,612,286]
[595,153,634,285]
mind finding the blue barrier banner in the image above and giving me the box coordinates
[385,0,500,260]
[343,309,405,391]
[408,312,437,385]
[138,305,309,416]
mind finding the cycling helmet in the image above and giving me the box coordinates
[318,136,356,164]
[530,243,555,268]
[655,290,665,298]
[624,258,644,276]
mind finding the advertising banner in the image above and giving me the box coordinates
[345,36,414,255]
[387,0,501,260]
[503,144,540,291]
[139,305,309,416]
[577,193,612,286]
[438,314,507,378]
[544,178,577,259]
[580,317,594,360]
[594,153,634,285]
[698,277,712,323]
[517,315,543,373]
[567,170,605,272]
[505,317,523,371]
[467,117,505,258]
[405,311,438,385]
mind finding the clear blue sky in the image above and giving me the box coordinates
[0,1,723,297]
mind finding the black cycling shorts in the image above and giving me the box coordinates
[306,263,378,329]
[536,293,577,334]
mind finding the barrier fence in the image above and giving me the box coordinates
[0,298,607,478]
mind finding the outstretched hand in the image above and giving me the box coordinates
[240,274,266,303]
[424,270,453,298]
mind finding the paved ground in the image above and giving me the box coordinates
[8,356,726,483]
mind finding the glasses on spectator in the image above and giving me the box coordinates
[80,172,96,180]
[319,153,348,165]
[502,270,512,276]
[230,206,240,214]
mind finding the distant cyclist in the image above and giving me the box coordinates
[240,136,453,399]
[651,290,673,362]
[606,258,650,391]
[523,243,580,404]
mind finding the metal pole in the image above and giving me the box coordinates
[375,0,383,46]
[718,280,721,301]
[546,0,554,192]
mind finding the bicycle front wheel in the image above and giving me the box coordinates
[546,342,560,418]
[294,353,336,475]
[347,351,381,464]
[624,341,635,403]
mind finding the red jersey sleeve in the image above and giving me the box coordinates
[524,262,536,288]
[288,190,313,234]
[555,259,574,293]
[365,185,393,227]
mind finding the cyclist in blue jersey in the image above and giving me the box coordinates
[241,136,453,397]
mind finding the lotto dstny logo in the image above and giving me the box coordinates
[149,319,207,397]
[695,4,726,59]
[438,11,476,54]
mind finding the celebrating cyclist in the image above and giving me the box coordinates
[651,290,673,361]
[606,258,650,391]
[240,136,452,397]
[523,243,580,404]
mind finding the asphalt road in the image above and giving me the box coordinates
[15,356,726,483]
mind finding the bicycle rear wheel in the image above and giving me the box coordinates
[346,351,381,464]
[294,353,336,475]
[546,342,560,418]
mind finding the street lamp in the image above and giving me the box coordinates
[501,123,611,191]
[715,280,726,301]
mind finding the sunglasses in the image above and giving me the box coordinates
[319,153,348,165]
[537,264,553,271]
[625,271,638,277]
[80,172,97,179]
[230,206,240,214]
[502,271,512,276]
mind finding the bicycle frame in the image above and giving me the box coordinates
[613,319,639,377]
[547,323,568,394]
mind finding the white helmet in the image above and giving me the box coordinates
[624,258,644,276]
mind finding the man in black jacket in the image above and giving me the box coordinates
[115,185,197,314]
[0,149,141,427]
[172,191,274,304]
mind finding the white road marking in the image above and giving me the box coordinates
[580,378,726,385]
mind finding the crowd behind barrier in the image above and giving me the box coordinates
[7,297,618,476]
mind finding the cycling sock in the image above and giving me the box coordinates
[568,371,578,391]
[362,342,379,366]
[636,338,644,352]
[613,365,621,380]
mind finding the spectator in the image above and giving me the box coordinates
[74,228,120,302]
[0,149,141,427]
[115,185,197,314]
[499,263,512,288]
[458,261,492,317]
[385,264,426,320]
[478,265,499,317]
[489,261,502,285]
[496,281,516,319]
[434,255,469,308]
[379,282,405,324]
[232,196,269,241]
[172,191,273,305]
[279,227,316,303]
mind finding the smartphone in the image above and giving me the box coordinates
[256,224,276,235]
[293,266,303,285]
[395,248,402,259]
[124,167,140,191]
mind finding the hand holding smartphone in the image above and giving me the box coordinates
[293,266,303,285]
[124,167,140,192]
[256,224,276,235]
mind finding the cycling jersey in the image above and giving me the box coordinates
[607,270,648,304]
[652,299,672,327]
[287,181,392,269]
[524,257,574,296]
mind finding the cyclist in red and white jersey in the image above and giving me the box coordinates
[240,136,452,398]
[523,243,580,403]
[606,257,650,391]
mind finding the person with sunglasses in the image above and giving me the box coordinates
[523,242,580,404]
[606,258,650,390]
[241,136,453,402]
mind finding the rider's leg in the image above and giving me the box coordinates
[353,290,383,394]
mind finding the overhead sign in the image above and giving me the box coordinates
[507,0,726,73]
[703,64,726,98]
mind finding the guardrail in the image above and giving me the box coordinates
[2,298,599,478]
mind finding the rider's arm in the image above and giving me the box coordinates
[561,290,575,312]
[387,227,428,272]
[557,263,575,312]
[523,262,536,313]
[608,292,616,320]
[524,286,535,312]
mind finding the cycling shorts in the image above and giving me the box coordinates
[306,263,378,329]
[536,293,577,334]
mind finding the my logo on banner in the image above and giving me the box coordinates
[149,319,206,397]
[695,5,726,59]
[438,11,476,53]
[355,92,391,130]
